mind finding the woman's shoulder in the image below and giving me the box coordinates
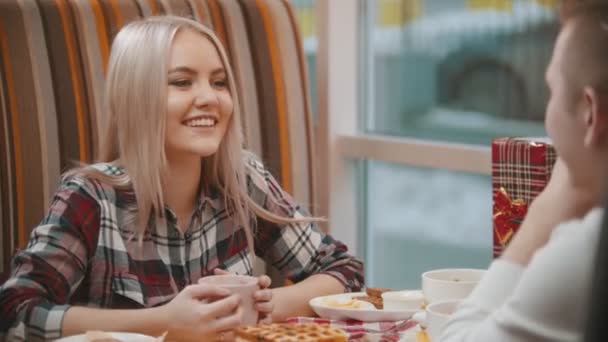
[243,151,269,176]
[59,163,129,200]
[88,162,127,177]
[242,152,274,191]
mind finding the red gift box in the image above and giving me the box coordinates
[492,137,557,257]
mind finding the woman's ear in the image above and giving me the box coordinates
[583,86,608,147]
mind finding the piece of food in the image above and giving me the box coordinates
[85,331,123,342]
[353,295,383,309]
[235,323,348,342]
[352,287,393,309]
[365,287,392,298]
[416,330,431,342]
[321,297,373,309]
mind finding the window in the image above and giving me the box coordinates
[361,0,559,286]
[295,0,560,288]
[365,161,491,288]
[366,0,558,144]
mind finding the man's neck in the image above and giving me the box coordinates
[573,165,606,208]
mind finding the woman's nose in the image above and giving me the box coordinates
[193,83,218,108]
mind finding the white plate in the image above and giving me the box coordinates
[309,292,420,322]
[55,332,158,342]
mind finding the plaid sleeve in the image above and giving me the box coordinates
[246,155,364,292]
[0,177,100,341]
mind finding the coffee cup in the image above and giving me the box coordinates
[412,299,460,341]
[198,274,259,325]
[422,268,484,303]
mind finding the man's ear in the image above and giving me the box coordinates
[583,86,608,147]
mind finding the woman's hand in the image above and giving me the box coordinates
[162,284,242,342]
[214,269,274,323]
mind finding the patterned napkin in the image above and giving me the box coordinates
[285,317,423,341]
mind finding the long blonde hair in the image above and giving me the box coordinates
[71,16,319,256]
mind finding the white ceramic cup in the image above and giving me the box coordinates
[422,268,485,304]
[198,274,260,325]
[413,299,460,341]
[381,290,425,311]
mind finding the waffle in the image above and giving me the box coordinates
[235,323,348,342]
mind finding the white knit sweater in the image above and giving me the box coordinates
[439,208,604,342]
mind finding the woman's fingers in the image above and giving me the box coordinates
[258,314,273,324]
[257,275,271,289]
[255,301,274,314]
[208,309,243,332]
[185,284,231,299]
[254,289,272,302]
[203,294,241,318]
[254,288,273,315]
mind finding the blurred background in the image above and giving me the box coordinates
[291,0,559,288]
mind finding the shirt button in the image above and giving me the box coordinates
[185,232,191,239]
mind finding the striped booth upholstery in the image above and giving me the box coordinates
[0,0,317,279]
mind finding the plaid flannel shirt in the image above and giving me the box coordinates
[0,157,364,341]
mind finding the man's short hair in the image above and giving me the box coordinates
[559,0,608,94]
[561,0,608,22]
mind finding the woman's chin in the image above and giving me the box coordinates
[195,147,220,158]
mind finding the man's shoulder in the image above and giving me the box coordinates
[521,207,604,325]
[531,207,604,282]
[550,207,604,242]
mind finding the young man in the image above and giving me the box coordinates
[441,2,608,341]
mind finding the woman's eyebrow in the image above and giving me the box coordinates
[211,68,226,76]
[168,66,197,74]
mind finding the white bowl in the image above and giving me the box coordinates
[422,268,485,303]
[381,290,425,311]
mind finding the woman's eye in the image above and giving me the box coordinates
[212,79,228,88]
[169,79,192,87]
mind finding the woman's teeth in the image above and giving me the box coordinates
[185,118,215,127]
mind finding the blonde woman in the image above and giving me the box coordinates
[0,16,364,342]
